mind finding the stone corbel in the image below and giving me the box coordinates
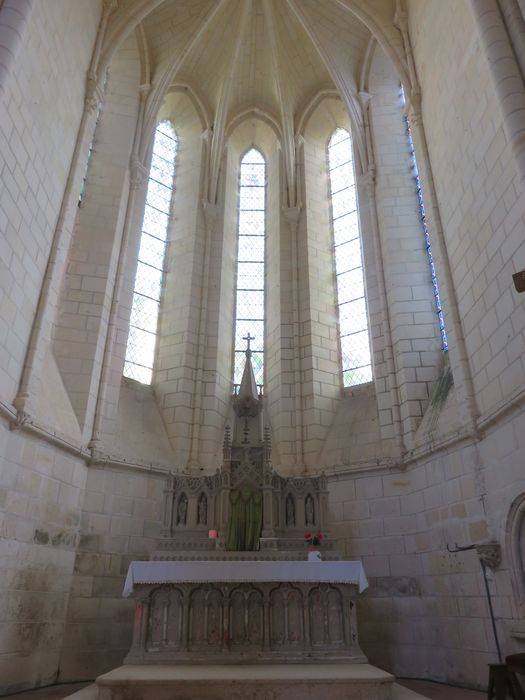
[9,400,30,432]
[476,542,502,569]
[202,199,222,233]
[403,87,421,123]
[357,90,372,113]
[282,205,301,234]
[85,72,106,114]
[356,168,376,193]
[102,0,118,15]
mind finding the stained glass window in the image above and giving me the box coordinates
[233,148,266,389]
[328,128,372,387]
[400,86,448,352]
[123,121,178,383]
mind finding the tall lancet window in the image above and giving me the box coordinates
[124,121,178,384]
[233,148,266,389]
[328,128,372,387]
[400,85,448,352]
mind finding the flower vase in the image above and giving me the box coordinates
[308,548,322,562]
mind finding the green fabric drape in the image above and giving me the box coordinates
[225,486,262,551]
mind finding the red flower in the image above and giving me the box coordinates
[316,532,323,540]
[304,533,312,539]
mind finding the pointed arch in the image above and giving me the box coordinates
[327,127,372,387]
[124,120,178,384]
[233,147,266,388]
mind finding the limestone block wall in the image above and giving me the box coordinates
[53,33,141,441]
[59,465,164,681]
[0,1,101,693]
[265,157,289,466]
[299,108,340,466]
[368,45,442,446]
[407,0,525,422]
[103,380,174,468]
[319,384,396,468]
[0,0,101,401]
[153,93,207,466]
[328,405,525,688]
[0,421,87,694]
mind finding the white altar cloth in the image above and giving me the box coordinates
[123,560,368,597]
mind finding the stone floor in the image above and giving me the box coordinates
[2,679,486,700]
[399,679,485,699]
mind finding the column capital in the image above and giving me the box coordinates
[201,199,222,231]
[130,158,149,190]
[85,72,105,113]
[282,205,301,232]
[405,92,422,126]
[356,167,376,192]
[102,0,118,16]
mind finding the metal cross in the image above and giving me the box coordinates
[243,333,255,352]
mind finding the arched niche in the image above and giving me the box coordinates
[507,492,525,612]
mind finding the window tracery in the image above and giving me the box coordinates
[233,148,266,389]
[123,120,178,384]
[327,128,372,387]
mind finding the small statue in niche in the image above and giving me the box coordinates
[176,493,188,526]
[286,494,295,527]
[305,495,315,526]
[198,494,208,526]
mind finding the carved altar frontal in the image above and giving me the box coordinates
[126,579,365,665]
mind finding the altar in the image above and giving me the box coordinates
[123,559,368,665]
[92,348,388,699]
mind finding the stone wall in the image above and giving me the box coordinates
[408,0,525,420]
[0,0,101,401]
[59,465,164,681]
[328,405,525,688]
[0,421,87,694]
[0,0,100,692]
[1,0,525,694]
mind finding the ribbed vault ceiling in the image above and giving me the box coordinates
[139,0,374,129]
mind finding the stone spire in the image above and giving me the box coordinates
[234,334,260,418]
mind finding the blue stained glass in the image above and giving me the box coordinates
[402,87,448,352]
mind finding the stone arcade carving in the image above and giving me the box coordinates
[155,347,335,561]
[126,581,363,665]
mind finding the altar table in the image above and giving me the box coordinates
[123,559,368,596]
[123,559,368,665]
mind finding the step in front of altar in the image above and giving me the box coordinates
[95,663,396,700]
